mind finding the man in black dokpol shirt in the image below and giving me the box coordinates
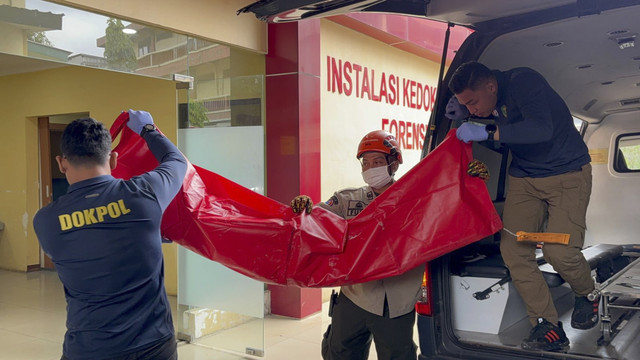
[34,110,187,360]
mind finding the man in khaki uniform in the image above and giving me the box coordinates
[292,130,424,360]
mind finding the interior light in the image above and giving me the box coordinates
[616,37,635,49]
[543,41,564,48]
[607,29,630,36]
[609,33,636,50]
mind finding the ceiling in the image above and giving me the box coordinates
[0,53,68,77]
[475,4,640,123]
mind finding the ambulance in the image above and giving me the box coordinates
[240,1,640,358]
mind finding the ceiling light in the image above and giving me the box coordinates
[583,99,597,111]
[543,41,564,48]
[122,28,137,35]
[607,29,630,36]
[616,37,635,49]
[576,64,593,70]
[620,98,640,106]
[609,33,636,50]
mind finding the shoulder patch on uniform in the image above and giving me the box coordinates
[325,195,339,207]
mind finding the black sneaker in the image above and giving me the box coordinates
[521,318,570,352]
[571,295,599,329]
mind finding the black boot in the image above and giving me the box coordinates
[571,295,599,330]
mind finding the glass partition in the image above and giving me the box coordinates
[13,1,266,89]
[177,119,265,356]
[18,0,161,75]
[175,66,265,357]
[173,42,267,358]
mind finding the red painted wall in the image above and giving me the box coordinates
[265,20,323,318]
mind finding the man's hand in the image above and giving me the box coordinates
[127,109,154,135]
[291,195,313,214]
[467,159,490,181]
[456,122,489,143]
[445,96,470,121]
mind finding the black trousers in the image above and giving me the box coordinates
[61,335,177,360]
[322,293,417,360]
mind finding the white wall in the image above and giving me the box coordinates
[320,20,442,201]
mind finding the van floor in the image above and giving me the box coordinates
[455,285,640,359]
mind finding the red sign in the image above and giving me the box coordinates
[382,118,428,151]
[326,55,437,112]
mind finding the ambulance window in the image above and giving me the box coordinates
[573,117,586,135]
[614,133,640,172]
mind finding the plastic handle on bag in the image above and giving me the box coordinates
[110,111,130,141]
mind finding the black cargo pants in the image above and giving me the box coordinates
[322,293,417,360]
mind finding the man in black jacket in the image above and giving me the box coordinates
[34,111,186,360]
[446,61,596,352]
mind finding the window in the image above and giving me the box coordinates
[138,44,149,57]
[573,117,586,135]
[614,133,640,172]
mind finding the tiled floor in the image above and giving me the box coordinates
[0,269,417,359]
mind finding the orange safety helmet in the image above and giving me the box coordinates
[356,130,403,164]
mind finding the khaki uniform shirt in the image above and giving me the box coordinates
[318,185,424,318]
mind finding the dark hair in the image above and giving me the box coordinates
[448,61,494,94]
[60,117,112,166]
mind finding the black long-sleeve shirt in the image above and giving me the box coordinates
[493,68,591,177]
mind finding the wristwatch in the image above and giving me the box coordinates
[141,123,156,136]
[485,124,497,141]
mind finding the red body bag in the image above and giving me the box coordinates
[110,112,502,287]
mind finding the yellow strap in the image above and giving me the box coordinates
[516,231,570,245]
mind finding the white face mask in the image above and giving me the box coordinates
[362,164,394,189]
